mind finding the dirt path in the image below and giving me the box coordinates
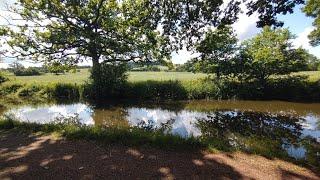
[0,130,319,180]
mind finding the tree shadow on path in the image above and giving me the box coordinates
[0,130,319,180]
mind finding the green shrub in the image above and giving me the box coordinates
[0,83,23,96]
[45,83,80,99]
[0,72,8,84]
[124,80,188,100]
[2,74,320,102]
[130,65,162,72]
[264,76,320,101]
[0,116,15,129]
[18,85,42,97]
[85,63,128,99]
[14,67,41,76]
[183,79,216,99]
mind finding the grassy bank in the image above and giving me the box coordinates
[0,82,81,102]
[1,76,320,102]
[1,116,319,171]
[0,117,293,156]
[0,116,202,151]
[1,70,320,102]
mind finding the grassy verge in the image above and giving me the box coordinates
[0,82,81,102]
[0,117,282,156]
[0,117,202,151]
[1,75,320,102]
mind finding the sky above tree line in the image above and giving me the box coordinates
[0,0,319,67]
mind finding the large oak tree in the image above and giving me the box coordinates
[0,0,305,75]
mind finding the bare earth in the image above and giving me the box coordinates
[0,131,319,180]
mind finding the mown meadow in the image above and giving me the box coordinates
[3,69,320,84]
[3,69,208,84]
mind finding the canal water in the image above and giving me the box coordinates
[1,100,319,164]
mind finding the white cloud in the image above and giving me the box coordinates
[293,26,314,49]
[0,57,42,68]
[171,48,200,64]
[293,26,320,58]
[232,4,261,41]
[0,63,8,69]
[171,3,261,64]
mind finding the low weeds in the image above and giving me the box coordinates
[0,82,81,101]
[124,80,188,100]
[0,72,8,84]
[0,83,23,96]
[0,115,315,169]
[1,75,320,102]
[0,116,202,151]
[44,83,81,99]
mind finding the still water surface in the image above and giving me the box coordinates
[1,100,320,163]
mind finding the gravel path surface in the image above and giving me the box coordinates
[0,131,319,180]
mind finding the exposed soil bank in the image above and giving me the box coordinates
[0,130,319,180]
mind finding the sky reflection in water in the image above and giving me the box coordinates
[2,100,320,161]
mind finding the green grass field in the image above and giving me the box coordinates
[4,69,208,85]
[2,69,320,85]
[293,71,320,82]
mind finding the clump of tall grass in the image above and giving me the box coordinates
[0,72,8,84]
[18,84,43,97]
[0,115,202,150]
[182,79,215,99]
[44,83,81,99]
[0,82,81,100]
[0,83,23,96]
[124,80,188,100]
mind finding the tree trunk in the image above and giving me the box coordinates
[216,66,221,79]
[92,58,100,74]
[258,76,268,95]
[91,57,102,99]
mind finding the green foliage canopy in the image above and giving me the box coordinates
[0,0,305,66]
[46,62,72,75]
[0,0,307,95]
[303,0,320,46]
[293,48,320,71]
[194,26,238,77]
[3,0,167,66]
[188,26,308,84]
[241,27,307,83]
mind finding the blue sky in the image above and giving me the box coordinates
[172,4,320,64]
[0,1,319,66]
[278,5,320,58]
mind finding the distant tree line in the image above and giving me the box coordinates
[8,62,42,76]
[7,62,91,76]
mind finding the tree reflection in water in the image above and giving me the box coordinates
[136,118,176,133]
[194,111,319,167]
[133,110,319,167]
[196,111,302,145]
